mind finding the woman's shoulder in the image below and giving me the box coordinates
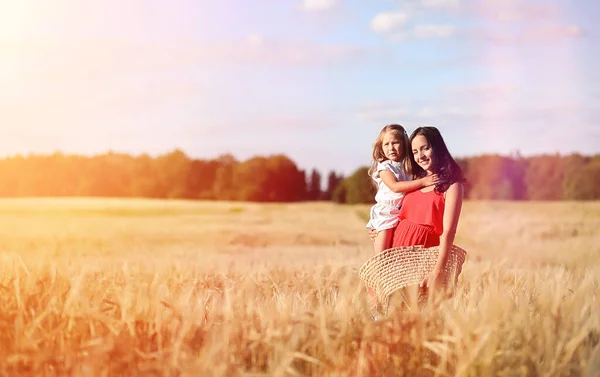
[443,181,464,199]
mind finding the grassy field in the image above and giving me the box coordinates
[0,198,598,376]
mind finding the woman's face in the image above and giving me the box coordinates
[411,134,435,172]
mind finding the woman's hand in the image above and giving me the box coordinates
[420,269,444,290]
[367,228,378,242]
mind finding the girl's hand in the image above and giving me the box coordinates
[423,174,439,187]
[367,228,378,242]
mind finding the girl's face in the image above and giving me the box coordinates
[382,131,403,162]
[412,134,435,172]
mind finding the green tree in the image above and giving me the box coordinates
[524,154,564,200]
[234,155,306,202]
[2,150,600,202]
[323,171,343,201]
[213,154,238,200]
[467,155,523,200]
[562,155,599,200]
[153,149,192,198]
[189,159,219,199]
[307,168,322,200]
[336,166,375,204]
[130,154,161,198]
[455,158,470,198]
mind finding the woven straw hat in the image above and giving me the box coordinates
[359,245,467,306]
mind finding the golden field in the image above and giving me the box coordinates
[0,198,598,377]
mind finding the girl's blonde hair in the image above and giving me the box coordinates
[368,124,412,188]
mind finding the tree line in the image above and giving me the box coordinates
[0,150,598,202]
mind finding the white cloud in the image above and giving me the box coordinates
[467,3,559,23]
[414,24,456,38]
[0,35,368,138]
[465,24,583,45]
[421,0,460,8]
[246,33,264,45]
[370,12,457,40]
[0,36,366,86]
[356,101,412,123]
[230,37,366,66]
[301,0,339,11]
[370,11,410,35]
[415,107,437,118]
[521,25,582,40]
[444,84,517,101]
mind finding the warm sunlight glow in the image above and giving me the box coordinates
[0,2,33,37]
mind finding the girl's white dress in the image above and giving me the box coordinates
[366,160,409,232]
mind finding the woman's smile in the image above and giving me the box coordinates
[412,134,435,172]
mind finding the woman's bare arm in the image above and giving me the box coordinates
[421,182,463,288]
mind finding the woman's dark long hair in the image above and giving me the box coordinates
[409,126,466,193]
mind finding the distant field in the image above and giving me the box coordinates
[0,198,598,376]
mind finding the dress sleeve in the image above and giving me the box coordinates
[398,166,409,182]
[377,160,393,172]
[372,160,392,180]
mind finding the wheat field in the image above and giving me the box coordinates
[0,198,598,377]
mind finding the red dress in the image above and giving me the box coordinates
[392,189,445,248]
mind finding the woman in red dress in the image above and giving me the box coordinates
[369,126,466,290]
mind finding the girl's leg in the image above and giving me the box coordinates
[372,228,393,255]
[368,228,394,319]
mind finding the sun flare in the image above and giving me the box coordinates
[0,2,34,37]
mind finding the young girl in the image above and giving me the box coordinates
[366,124,438,256]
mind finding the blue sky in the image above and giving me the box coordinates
[0,0,598,175]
